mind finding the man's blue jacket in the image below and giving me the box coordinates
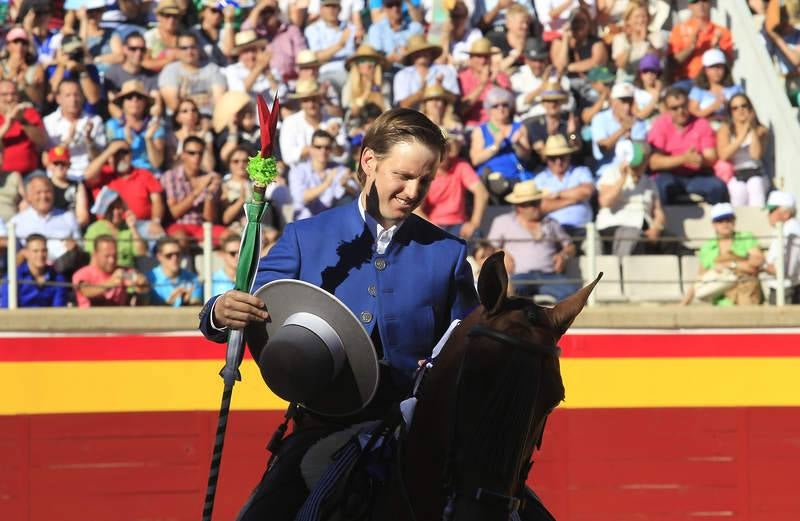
[199,200,479,377]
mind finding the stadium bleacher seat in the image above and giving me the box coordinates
[622,255,683,302]
[680,254,700,294]
[578,255,626,303]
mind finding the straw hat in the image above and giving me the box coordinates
[345,43,387,70]
[540,82,568,102]
[113,80,153,107]
[232,30,267,55]
[156,0,182,15]
[542,134,578,157]
[401,35,442,65]
[505,180,548,205]
[421,84,454,103]
[466,37,499,56]
[296,49,321,68]
[290,79,324,100]
[212,91,252,133]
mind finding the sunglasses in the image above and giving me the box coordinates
[731,103,750,111]
[184,149,203,156]
[518,200,541,208]
[126,46,146,52]
[160,13,180,18]
[547,155,570,162]
[667,103,688,112]
[312,143,332,150]
[178,45,196,51]
[51,162,69,167]
[713,217,735,223]
[161,251,181,259]
[9,39,29,45]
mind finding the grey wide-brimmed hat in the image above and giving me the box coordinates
[247,280,380,417]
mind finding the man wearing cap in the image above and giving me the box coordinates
[648,86,727,205]
[764,191,800,304]
[533,134,594,241]
[0,233,68,308]
[668,0,733,81]
[590,81,647,169]
[488,179,579,302]
[579,65,615,125]
[366,0,424,67]
[393,35,460,108]
[158,32,227,117]
[43,78,106,182]
[46,145,90,228]
[0,79,47,176]
[304,0,357,90]
[512,39,575,120]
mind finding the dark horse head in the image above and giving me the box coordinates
[397,252,600,521]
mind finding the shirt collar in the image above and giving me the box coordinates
[358,192,405,254]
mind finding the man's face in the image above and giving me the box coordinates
[178,36,200,65]
[222,242,239,271]
[689,0,711,20]
[543,99,561,116]
[469,54,489,71]
[0,81,18,111]
[24,239,48,271]
[157,242,182,276]
[612,97,634,119]
[665,95,690,126]
[26,178,54,215]
[181,141,205,171]
[301,97,320,118]
[47,158,70,180]
[310,136,333,163]
[320,2,340,23]
[112,145,133,173]
[124,37,146,66]
[94,241,118,274]
[56,82,84,116]
[361,140,438,228]
[413,50,434,67]
[158,11,180,31]
[769,207,792,227]
[384,0,402,23]
[712,217,735,238]
[516,200,543,221]
[527,56,546,76]
[546,154,571,176]
[202,5,223,26]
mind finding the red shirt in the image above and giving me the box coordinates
[647,113,716,176]
[0,108,44,175]
[668,19,733,80]
[72,264,127,308]
[458,68,511,128]
[424,159,480,226]
[90,166,163,220]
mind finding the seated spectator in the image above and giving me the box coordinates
[596,140,671,255]
[293,51,342,118]
[475,0,536,33]
[421,131,488,239]
[647,87,727,205]
[46,146,90,228]
[764,191,800,304]
[304,0,357,90]
[73,234,148,307]
[223,30,285,104]
[341,44,390,115]
[77,0,124,74]
[459,38,510,128]
[0,79,47,176]
[279,79,347,169]
[143,0,182,73]
[211,233,240,295]
[191,0,230,66]
[106,80,166,172]
[213,92,262,168]
[591,82,648,169]
[467,238,516,290]
[526,85,581,171]
[85,140,167,242]
[0,233,67,308]
[534,134,594,241]
[146,236,202,306]
[486,4,531,72]
[512,39,575,121]
[104,32,160,114]
[158,31,226,118]
[83,187,147,269]
[551,7,609,92]
[419,85,463,138]
[611,0,666,80]
[682,202,763,306]
[168,98,215,172]
[19,2,58,66]
[11,175,81,262]
[470,87,533,186]
[46,35,102,111]
[668,0,732,81]
[1,27,45,106]
[534,0,595,36]
[763,6,800,104]
[289,129,359,221]
[221,146,256,232]
[366,0,424,69]
[715,93,769,207]
[240,0,307,81]
[162,135,226,243]
[438,0,483,68]
[43,78,106,182]
[488,180,579,302]
[393,35,459,109]
[579,65,615,126]
[632,53,664,121]
[0,168,22,223]
[688,49,743,125]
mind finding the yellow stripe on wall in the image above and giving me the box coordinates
[4,358,800,415]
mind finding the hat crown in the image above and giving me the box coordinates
[711,202,735,221]
[157,0,181,13]
[505,180,547,204]
[469,37,494,54]
[543,134,577,156]
[234,29,259,47]
[296,49,318,65]
[422,83,448,100]
[702,48,726,67]
[295,78,321,96]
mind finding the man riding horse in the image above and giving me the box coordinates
[198,108,561,520]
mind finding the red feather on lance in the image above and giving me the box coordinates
[247,92,281,199]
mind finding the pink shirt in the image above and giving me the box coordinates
[72,264,127,308]
[458,69,511,127]
[424,159,480,226]
[647,113,716,176]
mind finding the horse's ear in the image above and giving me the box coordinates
[477,251,508,315]
[547,273,602,337]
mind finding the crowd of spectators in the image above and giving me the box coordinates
[0,0,798,308]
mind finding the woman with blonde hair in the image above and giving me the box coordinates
[611,0,665,79]
[341,44,389,116]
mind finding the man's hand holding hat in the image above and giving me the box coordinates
[213,290,270,330]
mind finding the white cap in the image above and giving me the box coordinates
[710,202,735,222]
[90,186,121,216]
[766,191,797,210]
[610,82,635,100]
[702,48,727,68]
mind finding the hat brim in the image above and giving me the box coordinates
[505,189,548,204]
[113,90,154,107]
[543,145,578,157]
[212,92,252,133]
[541,93,568,102]
[712,214,735,222]
[232,38,268,56]
[402,45,442,65]
[345,53,387,70]
[248,280,379,417]
[157,7,182,15]
[289,90,324,100]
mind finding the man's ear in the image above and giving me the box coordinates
[360,147,376,181]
